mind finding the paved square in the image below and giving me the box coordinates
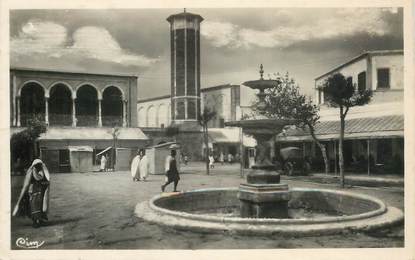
[11,163,404,249]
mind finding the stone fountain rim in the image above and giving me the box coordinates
[135,187,403,236]
[146,187,388,225]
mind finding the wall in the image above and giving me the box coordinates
[137,97,171,127]
[238,84,257,119]
[315,52,404,119]
[371,54,403,91]
[315,53,404,105]
[138,84,248,128]
[202,87,231,127]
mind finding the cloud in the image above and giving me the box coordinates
[201,8,399,49]
[11,20,158,67]
[201,21,241,48]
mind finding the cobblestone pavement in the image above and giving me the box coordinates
[10,163,404,249]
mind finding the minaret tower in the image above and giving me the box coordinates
[167,9,203,125]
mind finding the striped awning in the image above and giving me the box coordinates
[276,115,404,142]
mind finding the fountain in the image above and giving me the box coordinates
[134,65,403,235]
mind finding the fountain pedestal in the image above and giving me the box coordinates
[238,171,290,218]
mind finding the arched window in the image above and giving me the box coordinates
[76,85,98,126]
[20,82,45,126]
[102,86,123,127]
[49,84,72,126]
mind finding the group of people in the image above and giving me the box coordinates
[13,146,182,228]
[130,149,149,181]
[130,147,180,192]
[208,152,239,168]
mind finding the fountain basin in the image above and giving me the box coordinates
[135,187,403,236]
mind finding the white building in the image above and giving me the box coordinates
[277,50,404,175]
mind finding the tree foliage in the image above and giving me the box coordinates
[252,72,330,174]
[323,73,372,114]
[198,107,217,128]
[252,73,319,129]
[10,116,47,171]
[198,107,217,175]
[322,73,372,187]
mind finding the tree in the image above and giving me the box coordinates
[198,107,216,175]
[252,72,330,174]
[10,116,47,173]
[323,73,372,187]
[111,127,120,171]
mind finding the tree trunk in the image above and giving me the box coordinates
[204,125,210,175]
[339,107,345,188]
[317,142,329,174]
[307,123,329,174]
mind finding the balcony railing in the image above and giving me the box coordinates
[102,116,123,127]
[76,115,98,127]
[49,113,72,126]
[20,113,45,126]
[18,114,123,127]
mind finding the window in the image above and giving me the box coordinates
[58,149,70,166]
[346,76,353,87]
[358,72,366,91]
[318,90,322,104]
[187,99,196,120]
[377,139,392,164]
[219,117,225,128]
[377,68,390,89]
[176,101,185,120]
[93,149,104,165]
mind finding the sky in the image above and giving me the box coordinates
[10,7,403,100]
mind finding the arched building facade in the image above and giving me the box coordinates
[10,68,148,173]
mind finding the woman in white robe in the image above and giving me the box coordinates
[131,150,141,181]
[138,149,149,181]
[100,155,107,172]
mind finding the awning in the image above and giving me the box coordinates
[276,115,404,142]
[208,128,257,147]
[38,127,149,140]
[68,146,93,152]
[149,142,180,149]
[96,146,112,156]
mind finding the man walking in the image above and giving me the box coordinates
[161,149,180,192]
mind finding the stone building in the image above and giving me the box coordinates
[276,50,404,174]
[137,83,257,160]
[10,67,148,173]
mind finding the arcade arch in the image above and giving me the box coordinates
[49,83,72,126]
[102,86,123,127]
[76,85,98,126]
[19,82,45,126]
